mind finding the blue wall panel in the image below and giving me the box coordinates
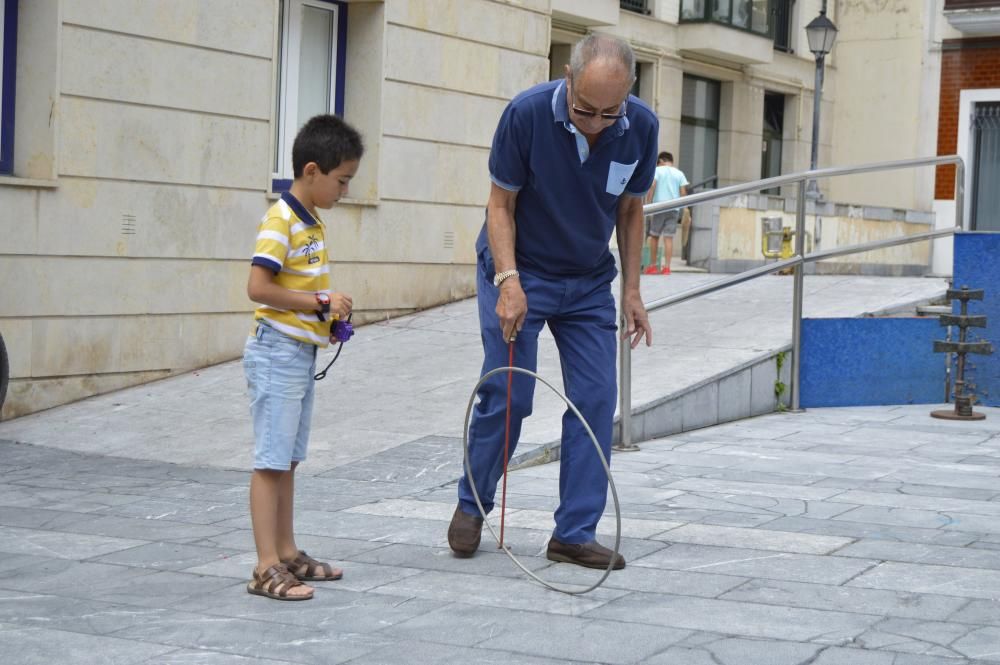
[953,233,1000,406]
[799,233,998,408]
[800,318,944,407]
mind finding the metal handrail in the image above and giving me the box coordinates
[688,175,718,192]
[643,226,962,312]
[617,154,966,451]
[644,155,965,216]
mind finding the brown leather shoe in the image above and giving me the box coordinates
[546,537,625,570]
[447,506,483,557]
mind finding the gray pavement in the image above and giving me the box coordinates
[0,273,948,470]
[5,273,1000,664]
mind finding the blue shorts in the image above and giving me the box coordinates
[243,322,317,470]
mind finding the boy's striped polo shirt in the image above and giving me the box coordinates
[250,191,331,347]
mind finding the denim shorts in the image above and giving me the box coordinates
[243,322,317,470]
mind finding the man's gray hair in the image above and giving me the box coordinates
[569,33,636,82]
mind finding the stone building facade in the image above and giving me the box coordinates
[0,0,976,418]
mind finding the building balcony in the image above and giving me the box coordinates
[678,0,775,64]
[944,0,1000,36]
[551,0,619,27]
[620,0,652,14]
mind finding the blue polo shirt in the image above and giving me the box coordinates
[477,79,659,277]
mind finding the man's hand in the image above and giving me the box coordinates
[621,288,652,349]
[496,277,526,342]
[330,292,353,319]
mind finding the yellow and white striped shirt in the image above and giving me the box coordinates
[250,192,331,347]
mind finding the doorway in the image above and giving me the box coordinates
[971,101,1000,231]
[761,92,785,195]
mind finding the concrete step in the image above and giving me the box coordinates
[513,346,792,468]
[513,283,949,468]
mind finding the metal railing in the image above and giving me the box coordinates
[688,174,718,192]
[617,155,966,450]
[620,0,651,15]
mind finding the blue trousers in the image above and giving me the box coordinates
[458,249,618,544]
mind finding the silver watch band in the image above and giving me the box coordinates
[494,269,519,287]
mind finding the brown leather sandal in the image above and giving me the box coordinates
[246,563,313,601]
[282,550,343,581]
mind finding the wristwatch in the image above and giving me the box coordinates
[493,269,519,288]
[315,292,330,321]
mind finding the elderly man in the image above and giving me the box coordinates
[448,34,658,570]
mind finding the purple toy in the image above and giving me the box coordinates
[332,320,354,343]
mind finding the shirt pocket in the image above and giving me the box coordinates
[606,160,638,196]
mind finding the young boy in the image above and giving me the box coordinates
[644,151,689,275]
[243,114,363,601]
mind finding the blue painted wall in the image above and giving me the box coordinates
[800,318,945,407]
[800,233,998,408]
[953,233,1000,406]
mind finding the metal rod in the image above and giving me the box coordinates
[688,174,718,192]
[644,226,961,316]
[619,154,966,447]
[645,256,802,312]
[791,181,807,411]
[945,324,953,403]
[956,297,969,408]
[804,227,961,262]
[617,276,633,451]
[807,54,825,200]
[949,161,965,401]
[642,155,965,216]
[955,160,966,231]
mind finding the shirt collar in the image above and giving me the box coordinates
[552,80,570,124]
[551,79,631,136]
[280,191,319,226]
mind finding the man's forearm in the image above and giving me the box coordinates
[617,201,645,291]
[486,205,518,272]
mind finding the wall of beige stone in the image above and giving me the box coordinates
[0,0,938,419]
[0,0,546,419]
[715,206,932,269]
[829,0,938,211]
[1,0,282,419]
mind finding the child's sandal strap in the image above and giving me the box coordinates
[250,563,309,600]
[284,550,342,581]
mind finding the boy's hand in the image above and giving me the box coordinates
[330,293,353,319]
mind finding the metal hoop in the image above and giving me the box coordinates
[462,365,622,595]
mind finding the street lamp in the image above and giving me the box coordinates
[805,6,838,200]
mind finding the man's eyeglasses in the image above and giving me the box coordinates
[569,85,628,121]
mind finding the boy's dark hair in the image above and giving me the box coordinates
[292,114,364,178]
[658,151,673,163]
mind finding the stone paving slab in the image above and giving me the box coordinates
[170,586,448,635]
[383,602,694,663]
[1,404,999,663]
[849,560,1000,600]
[719,577,970,621]
[584,591,882,642]
[835,539,1000,569]
[0,624,179,664]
